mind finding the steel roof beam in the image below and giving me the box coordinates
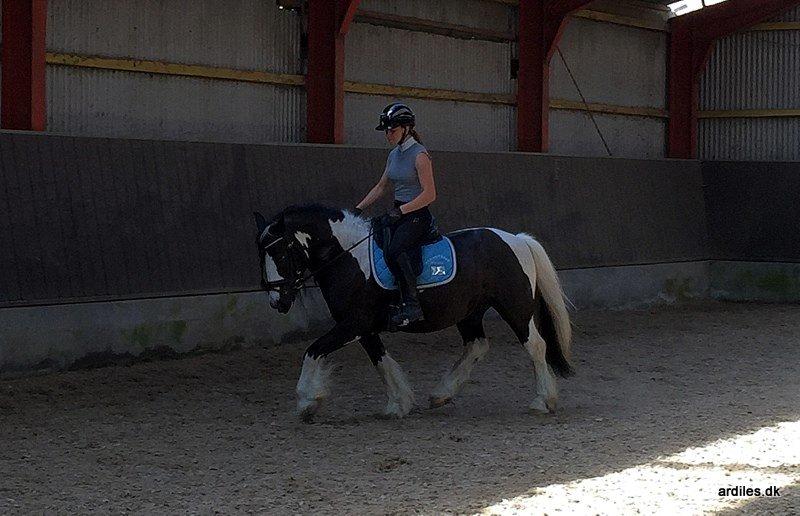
[339,0,361,35]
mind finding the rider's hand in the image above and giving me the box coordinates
[388,206,403,222]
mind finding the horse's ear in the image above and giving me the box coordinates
[269,215,286,236]
[281,212,295,232]
[254,212,268,235]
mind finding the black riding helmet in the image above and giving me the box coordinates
[376,102,415,131]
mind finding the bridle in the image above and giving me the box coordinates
[260,236,308,294]
[259,223,379,296]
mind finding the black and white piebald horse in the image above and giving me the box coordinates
[254,204,572,420]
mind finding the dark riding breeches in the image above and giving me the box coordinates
[385,202,433,278]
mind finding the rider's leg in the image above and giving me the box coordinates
[385,211,430,326]
[393,252,424,326]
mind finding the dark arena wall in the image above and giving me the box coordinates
[0,131,706,308]
[703,161,800,263]
[702,160,800,302]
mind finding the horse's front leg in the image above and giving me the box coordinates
[360,334,415,418]
[296,323,359,421]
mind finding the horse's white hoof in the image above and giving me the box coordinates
[381,406,404,419]
[429,395,452,409]
[382,404,405,419]
[297,398,321,421]
[529,397,551,414]
[383,394,413,418]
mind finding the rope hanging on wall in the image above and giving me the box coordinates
[555,46,613,157]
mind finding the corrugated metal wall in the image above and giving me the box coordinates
[346,94,513,152]
[45,0,304,144]
[346,3,668,156]
[699,6,800,160]
[46,68,304,144]
[0,0,670,156]
[345,0,514,151]
[549,110,666,158]
[359,0,512,32]
[549,18,667,158]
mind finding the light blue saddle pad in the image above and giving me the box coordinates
[369,235,457,290]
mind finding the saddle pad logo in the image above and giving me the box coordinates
[431,265,446,276]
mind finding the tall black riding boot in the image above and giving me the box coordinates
[391,253,424,328]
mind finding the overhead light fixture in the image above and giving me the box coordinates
[275,0,301,12]
[668,0,729,17]
[668,0,704,16]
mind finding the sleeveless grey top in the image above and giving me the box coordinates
[386,137,427,203]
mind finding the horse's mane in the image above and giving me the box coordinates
[266,203,369,273]
[268,203,345,224]
[268,203,370,242]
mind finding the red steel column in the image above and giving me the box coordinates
[306,0,352,144]
[517,0,547,152]
[667,0,800,158]
[667,25,701,159]
[516,0,591,152]
[1,0,47,131]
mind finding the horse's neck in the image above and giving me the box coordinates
[311,213,371,284]
[303,214,365,265]
[329,213,370,251]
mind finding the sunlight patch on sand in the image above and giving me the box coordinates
[480,420,800,515]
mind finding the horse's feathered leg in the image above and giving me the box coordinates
[522,316,558,414]
[430,311,490,408]
[360,334,415,418]
[296,323,359,421]
[494,300,558,414]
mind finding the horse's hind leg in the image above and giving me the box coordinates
[496,304,557,414]
[430,311,490,408]
[360,334,415,418]
[523,317,558,413]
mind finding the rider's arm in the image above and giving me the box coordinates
[356,166,390,210]
[399,153,436,214]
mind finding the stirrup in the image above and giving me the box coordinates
[390,302,424,328]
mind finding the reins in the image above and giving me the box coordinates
[296,228,376,289]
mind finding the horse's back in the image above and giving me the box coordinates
[447,226,541,290]
[445,226,531,257]
[443,226,536,281]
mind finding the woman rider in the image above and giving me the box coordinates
[353,103,437,328]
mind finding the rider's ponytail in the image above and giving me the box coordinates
[408,127,423,145]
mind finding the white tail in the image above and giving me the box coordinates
[516,233,573,371]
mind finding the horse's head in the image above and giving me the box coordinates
[254,204,352,313]
[254,210,311,313]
